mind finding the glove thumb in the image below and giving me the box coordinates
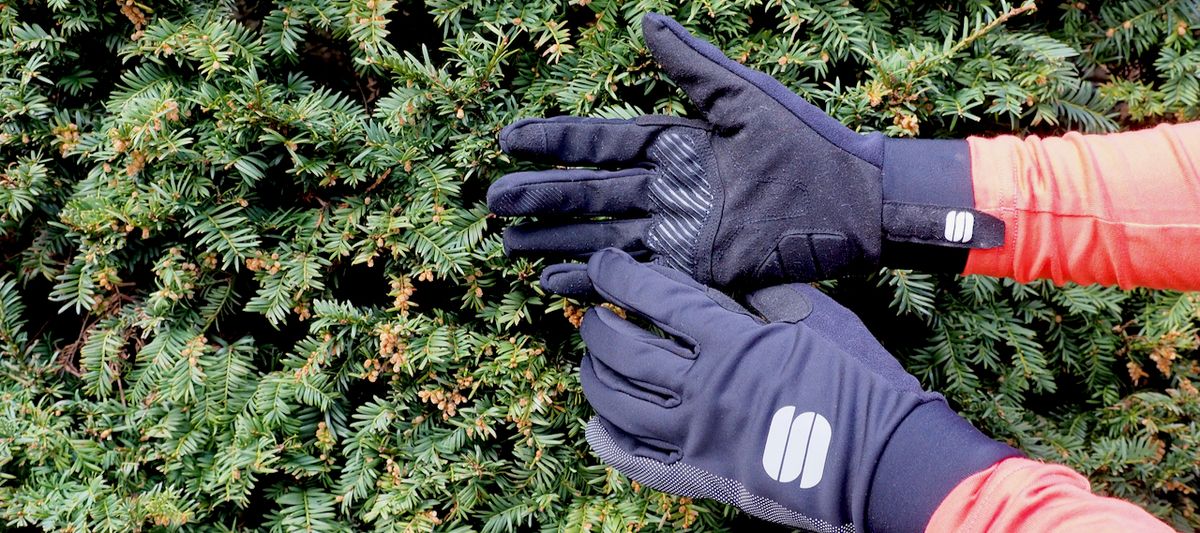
[642,13,759,129]
[642,13,867,153]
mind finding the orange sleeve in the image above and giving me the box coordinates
[964,122,1200,290]
[926,457,1174,532]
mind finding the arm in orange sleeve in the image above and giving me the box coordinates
[927,124,1200,532]
[964,122,1200,290]
[927,457,1175,533]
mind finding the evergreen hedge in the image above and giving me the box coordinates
[1,0,1198,530]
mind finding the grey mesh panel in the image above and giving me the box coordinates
[646,130,714,276]
[585,418,857,533]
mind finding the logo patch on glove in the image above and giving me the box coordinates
[944,210,975,243]
[762,406,832,487]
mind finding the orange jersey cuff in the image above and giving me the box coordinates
[964,122,1200,290]
[927,457,1174,532]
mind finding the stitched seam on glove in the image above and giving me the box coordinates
[783,319,937,399]
[695,129,723,284]
[696,127,720,283]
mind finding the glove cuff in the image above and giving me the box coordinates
[866,399,1023,533]
[880,138,1005,273]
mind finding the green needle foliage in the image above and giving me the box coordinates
[1,0,1198,530]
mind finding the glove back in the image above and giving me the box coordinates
[545,249,1021,532]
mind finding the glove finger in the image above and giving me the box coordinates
[586,416,681,466]
[586,248,754,344]
[540,256,702,300]
[580,354,680,439]
[580,307,692,395]
[500,116,667,165]
[539,262,593,299]
[503,220,651,258]
[487,167,654,217]
[642,13,855,141]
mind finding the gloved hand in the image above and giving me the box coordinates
[545,248,1020,532]
[489,14,1004,289]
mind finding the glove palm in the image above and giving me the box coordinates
[489,14,1002,288]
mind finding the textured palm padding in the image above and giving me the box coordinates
[489,14,1004,288]
[544,249,1021,532]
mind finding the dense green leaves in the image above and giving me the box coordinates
[0,0,1198,531]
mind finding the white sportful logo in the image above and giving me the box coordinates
[944,210,974,243]
[761,406,832,488]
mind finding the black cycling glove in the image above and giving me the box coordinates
[488,14,1004,288]
[543,248,1021,532]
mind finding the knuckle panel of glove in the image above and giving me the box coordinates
[487,168,653,217]
[501,117,665,165]
[580,307,692,394]
[580,355,682,440]
[503,220,651,258]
